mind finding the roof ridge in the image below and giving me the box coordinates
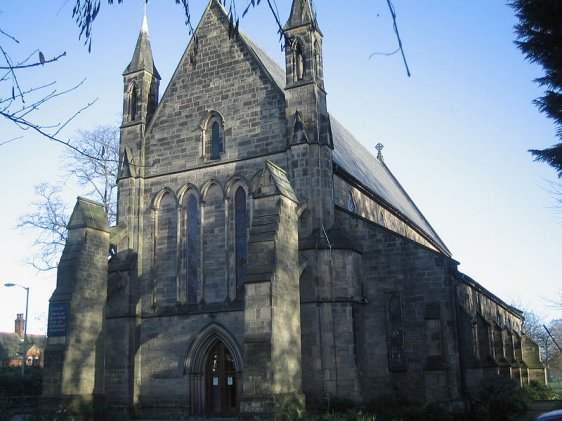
[329,114,450,255]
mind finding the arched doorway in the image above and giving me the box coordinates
[206,341,239,417]
[186,324,242,418]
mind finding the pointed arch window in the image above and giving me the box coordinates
[127,84,138,121]
[346,191,356,212]
[186,193,200,304]
[211,121,221,160]
[294,40,305,81]
[202,112,225,161]
[234,187,248,295]
[314,40,321,78]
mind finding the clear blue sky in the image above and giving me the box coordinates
[1,0,561,334]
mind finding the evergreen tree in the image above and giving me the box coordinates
[511,0,562,177]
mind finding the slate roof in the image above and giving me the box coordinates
[67,197,110,232]
[235,29,449,254]
[255,161,299,203]
[330,116,450,254]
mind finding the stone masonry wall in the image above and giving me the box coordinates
[43,198,110,414]
[144,1,287,176]
[455,277,546,389]
[335,208,462,406]
[202,183,227,303]
[136,311,245,419]
[299,246,363,408]
[334,174,439,252]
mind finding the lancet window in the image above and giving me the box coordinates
[186,193,200,304]
[127,83,138,121]
[234,187,248,295]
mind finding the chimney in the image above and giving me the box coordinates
[15,313,24,338]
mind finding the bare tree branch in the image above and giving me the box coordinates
[0,51,67,70]
[0,25,98,158]
[72,0,286,51]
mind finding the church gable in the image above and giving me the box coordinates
[145,0,287,176]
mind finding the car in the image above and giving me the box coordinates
[537,409,562,421]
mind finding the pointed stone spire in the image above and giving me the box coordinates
[284,0,319,31]
[123,12,160,78]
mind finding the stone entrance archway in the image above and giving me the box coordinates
[185,323,242,418]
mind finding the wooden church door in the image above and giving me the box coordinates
[206,342,239,417]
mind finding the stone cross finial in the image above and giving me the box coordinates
[375,142,384,161]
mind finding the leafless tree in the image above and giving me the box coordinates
[513,301,551,362]
[18,183,69,271]
[63,125,119,224]
[544,319,562,382]
[518,302,562,378]
[18,125,119,271]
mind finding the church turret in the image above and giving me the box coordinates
[122,14,160,127]
[284,0,324,92]
[284,0,333,233]
[117,13,160,253]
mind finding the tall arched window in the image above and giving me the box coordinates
[128,84,138,121]
[294,41,305,81]
[186,193,200,304]
[234,187,247,295]
[314,40,321,78]
[155,192,178,307]
[202,111,225,161]
[211,121,221,160]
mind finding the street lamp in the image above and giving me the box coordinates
[4,283,30,379]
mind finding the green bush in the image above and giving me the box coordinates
[469,376,530,421]
[0,367,43,396]
[522,380,560,400]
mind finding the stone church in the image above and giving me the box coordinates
[42,0,545,419]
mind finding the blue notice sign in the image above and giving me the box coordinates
[47,301,69,337]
